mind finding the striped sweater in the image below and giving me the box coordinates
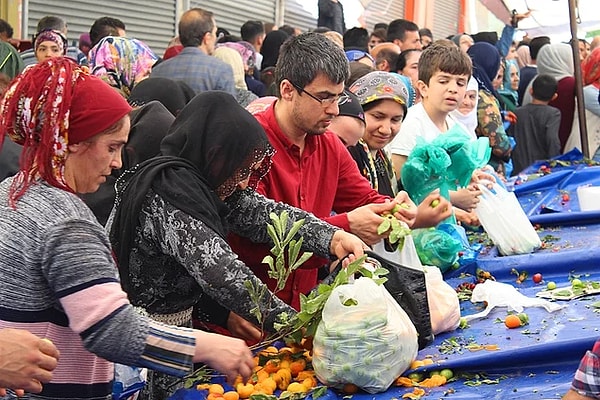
[0,178,196,400]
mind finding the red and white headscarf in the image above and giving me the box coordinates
[0,57,131,205]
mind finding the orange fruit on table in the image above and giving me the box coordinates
[207,393,224,400]
[505,314,522,329]
[208,384,225,395]
[236,383,254,399]
[342,383,359,394]
[287,382,308,393]
[289,358,306,376]
[223,392,239,400]
[263,359,280,373]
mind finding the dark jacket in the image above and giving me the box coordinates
[318,0,345,34]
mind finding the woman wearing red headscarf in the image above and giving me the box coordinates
[0,58,254,398]
[565,47,600,156]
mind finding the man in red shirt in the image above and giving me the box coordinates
[228,32,417,309]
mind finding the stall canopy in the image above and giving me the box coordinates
[481,0,600,40]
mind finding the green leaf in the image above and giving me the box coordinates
[377,218,391,235]
[283,218,305,246]
[262,255,274,270]
[291,251,313,270]
[343,297,358,306]
[250,394,278,400]
[266,224,280,249]
[311,386,329,399]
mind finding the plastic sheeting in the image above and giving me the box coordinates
[511,150,600,225]
[169,221,600,400]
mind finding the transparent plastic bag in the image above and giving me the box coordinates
[372,238,460,336]
[312,277,418,394]
[475,183,541,256]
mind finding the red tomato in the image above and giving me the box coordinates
[532,273,543,284]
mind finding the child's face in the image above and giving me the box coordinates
[363,99,404,151]
[458,89,477,115]
[418,71,468,114]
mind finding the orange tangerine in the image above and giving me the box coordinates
[302,377,317,389]
[505,314,522,329]
[223,392,239,400]
[207,393,224,400]
[263,359,280,373]
[255,369,269,383]
[236,383,254,399]
[289,359,306,376]
[262,377,277,393]
[287,382,308,393]
[208,384,225,395]
[342,383,359,394]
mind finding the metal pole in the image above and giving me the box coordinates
[569,0,589,157]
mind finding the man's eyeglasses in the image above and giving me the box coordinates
[290,82,347,107]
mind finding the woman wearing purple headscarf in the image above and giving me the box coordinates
[467,42,512,176]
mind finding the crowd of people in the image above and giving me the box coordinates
[0,5,598,400]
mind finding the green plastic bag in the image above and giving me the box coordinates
[401,125,491,224]
[412,228,463,272]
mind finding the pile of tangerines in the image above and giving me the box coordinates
[196,343,451,400]
[196,340,327,400]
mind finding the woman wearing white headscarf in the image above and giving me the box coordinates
[450,77,479,138]
[523,43,576,152]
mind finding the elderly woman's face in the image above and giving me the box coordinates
[63,116,130,194]
[35,41,63,62]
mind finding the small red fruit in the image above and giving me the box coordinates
[532,273,543,284]
[562,193,570,202]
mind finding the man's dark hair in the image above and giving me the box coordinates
[278,25,297,37]
[217,34,241,44]
[241,20,264,43]
[373,22,388,31]
[370,28,387,42]
[0,19,13,38]
[89,16,126,46]
[529,36,551,60]
[386,19,419,42]
[37,16,66,33]
[343,27,369,52]
[531,74,558,102]
[419,28,433,40]
[418,40,472,84]
[179,8,214,47]
[275,32,349,93]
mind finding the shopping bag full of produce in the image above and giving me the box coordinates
[312,277,418,393]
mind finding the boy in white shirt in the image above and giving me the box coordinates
[390,40,485,214]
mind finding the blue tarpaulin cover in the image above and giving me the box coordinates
[168,221,600,400]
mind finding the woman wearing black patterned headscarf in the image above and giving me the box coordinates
[108,91,365,399]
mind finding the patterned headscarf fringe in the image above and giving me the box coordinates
[0,58,79,206]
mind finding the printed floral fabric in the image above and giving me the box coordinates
[476,89,512,175]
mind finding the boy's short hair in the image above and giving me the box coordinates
[531,74,558,102]
[529,36,551,60]
[418,40,472,84]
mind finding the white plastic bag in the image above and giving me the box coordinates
[475,183,541,256]
[312,277,418,394]
[463,280,564,322]
[373,238,461,335]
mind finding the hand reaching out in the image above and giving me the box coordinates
[0,328,59,395]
